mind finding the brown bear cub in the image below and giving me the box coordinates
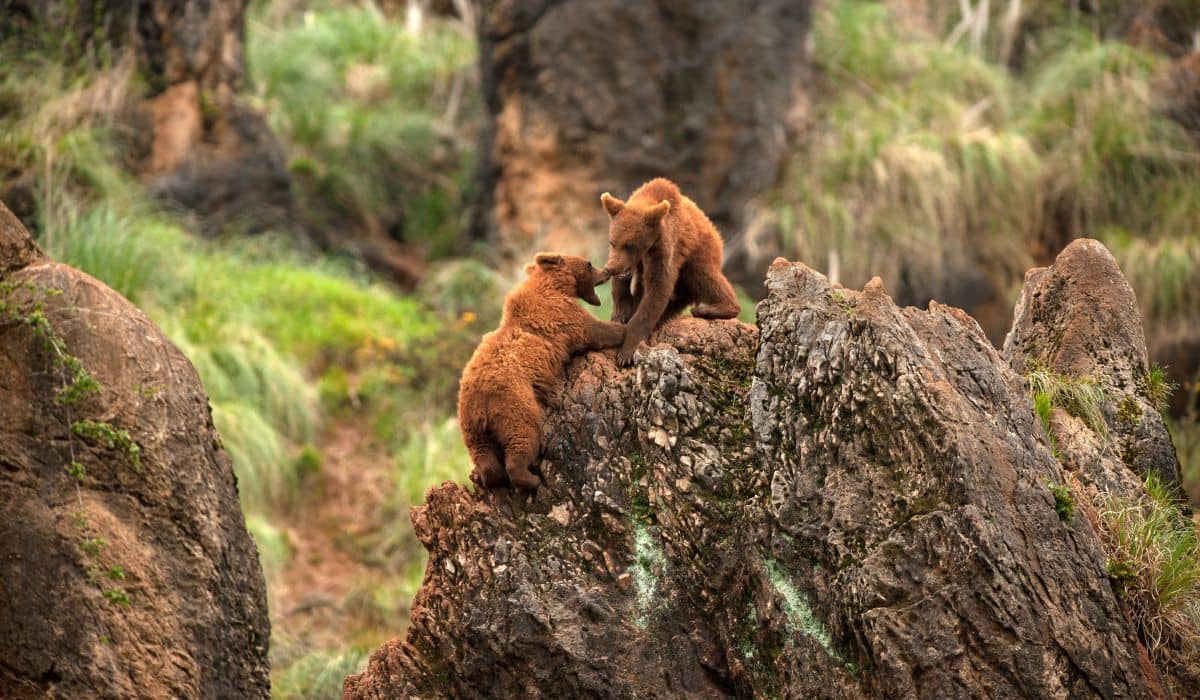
[600,177,741,366]
[457,253,625,490]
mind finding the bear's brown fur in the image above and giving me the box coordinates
[457,253,625,489]
[600,177,740,366]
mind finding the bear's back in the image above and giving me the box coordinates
[669,194,723,263]
[462,274,586,398]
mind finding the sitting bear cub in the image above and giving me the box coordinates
[457,253,625,489]
[601,177,740,366]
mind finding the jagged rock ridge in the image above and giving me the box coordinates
[347,239,1194,698]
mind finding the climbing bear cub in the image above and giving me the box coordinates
[457,253,625,490]
[601,177,740,366]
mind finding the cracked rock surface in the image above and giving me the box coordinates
[348,244,1190,698]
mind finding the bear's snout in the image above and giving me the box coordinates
[603,263,632,280]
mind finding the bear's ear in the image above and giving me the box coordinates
[600,192,625,218]
[644,200,670,225]
[535,252,564,269]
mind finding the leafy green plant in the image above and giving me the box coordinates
[102,588,131,607]
[80,537,106,558]
[1047,481,1076,523]
[72,419,142,471]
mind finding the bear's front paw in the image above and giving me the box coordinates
[616,346,638,367]
[507,469,542,491]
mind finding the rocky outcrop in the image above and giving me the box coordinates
[471,0,812,259]
[0,202,270,698]
[1004,238,1184,491]
[347,240,1194,697]
[3,0,293,233]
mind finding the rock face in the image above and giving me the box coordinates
[3,0,293,233]
[0,203,270,698]
[472,0,812,259]
[1004,238,1183,491]
[347,240,1194,696]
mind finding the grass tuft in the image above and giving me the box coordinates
[1025,365,1109,440]
[1144,365,1178,417]
[1097,473,1200,662]
[392,418,472,508]
[272,647,370,700]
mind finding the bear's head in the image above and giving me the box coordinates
[526,252,610,306]
[599,192,670,280]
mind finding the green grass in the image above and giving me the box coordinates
[1025,365,1109,440]
[1104,232,1200,323]
[272,647,370,700]
[1025,37,1200,267]
[246,514,292,580]
[247,4,478,257]
[1098,473,1200,662]
[768,0,1038,302]
[392,418,473,507]
[767,1,1200,325]
[0,8,489,507]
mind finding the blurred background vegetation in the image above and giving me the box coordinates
[0,0,1197,696]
